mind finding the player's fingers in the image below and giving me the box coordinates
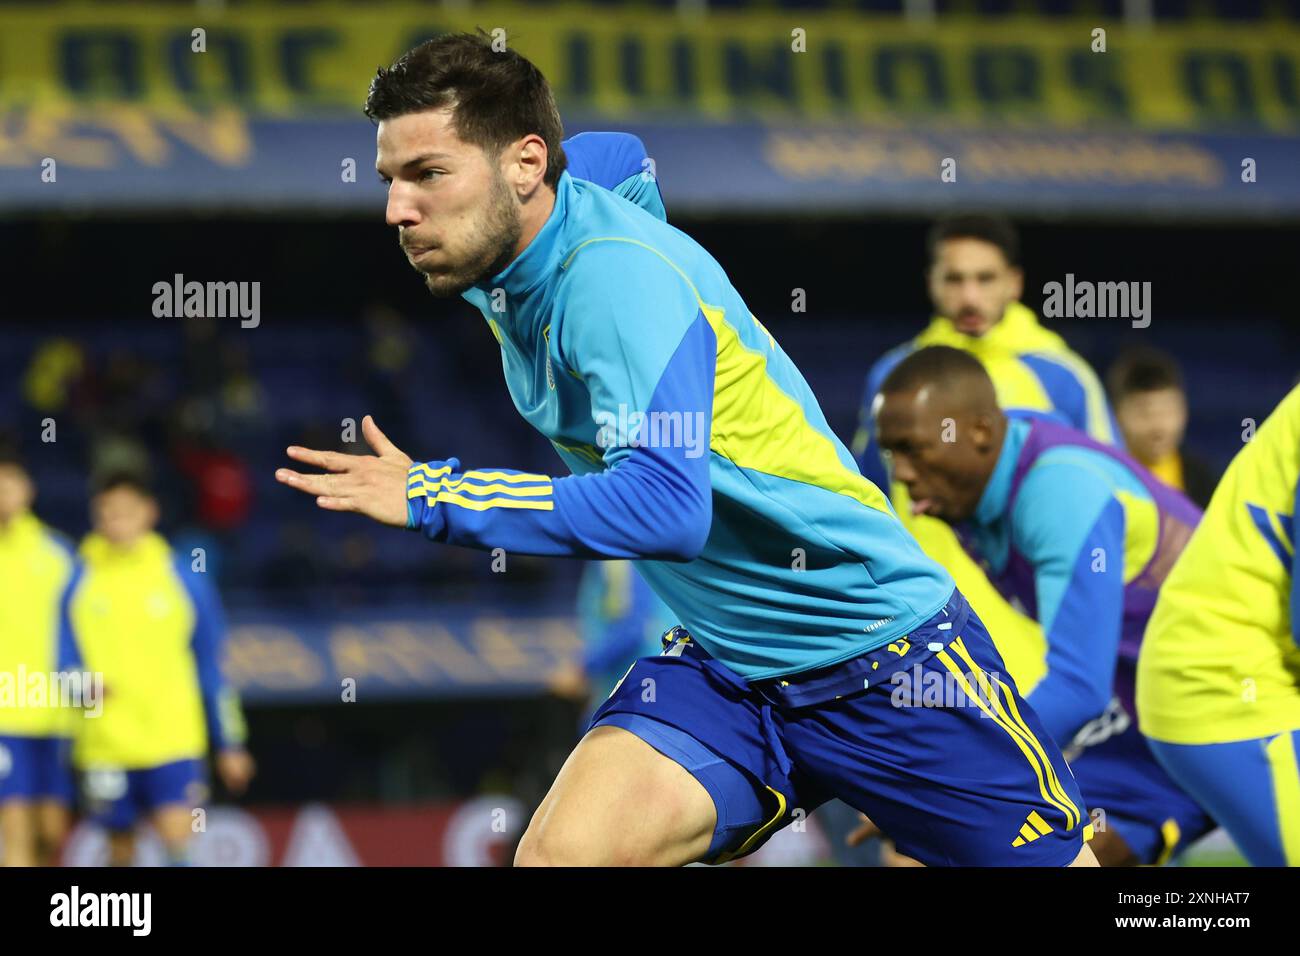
[362,415,410,464]
[275,468,353,499]
[315,495,358,513]
[286,445,355,472]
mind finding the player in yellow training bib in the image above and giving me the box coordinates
[60,473,254,866]
[0,441,76,866]
[1138,384,1300,866]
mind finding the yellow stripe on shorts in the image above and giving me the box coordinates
[949,636,1082,830]
[936,643,1080,832]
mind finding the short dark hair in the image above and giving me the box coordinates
[364,30,569,189]
[91,470,154,500]
[926,215,1021,269]
[1107,347,1185,403]
[880,345,996,405]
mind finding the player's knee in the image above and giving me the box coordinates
[514,725,717,866]
[514,828,609,866]
[514,795,701,867]
[513,827,565,867]
[514,818,659,867]
[514,839,586,867]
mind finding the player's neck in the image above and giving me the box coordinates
[506,183,557,267]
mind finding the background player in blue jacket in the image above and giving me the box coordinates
[873,346,1215,865]
[852,215,1118,491]
[278,32,1097,867]
[548,561,677,726]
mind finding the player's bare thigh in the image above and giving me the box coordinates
[515,725,717,867]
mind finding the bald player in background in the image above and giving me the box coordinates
[868,347,1214,866]
[852,215,1119,696]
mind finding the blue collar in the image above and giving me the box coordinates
[972,416,1031,527]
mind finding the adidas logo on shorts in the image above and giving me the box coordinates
[1011,810,1055,847]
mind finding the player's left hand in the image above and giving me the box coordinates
[276,415,413,527]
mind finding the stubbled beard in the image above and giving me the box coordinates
[419,173,522,299]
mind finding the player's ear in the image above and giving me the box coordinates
[1007,266,1024,301]
[924,265,940,304]
[510,134,548,196]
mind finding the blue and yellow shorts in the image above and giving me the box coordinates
[80,758,208,833]
[591,589,1091,866]
[0,735,74,805]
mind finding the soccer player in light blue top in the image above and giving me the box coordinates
[277,32,1096,867]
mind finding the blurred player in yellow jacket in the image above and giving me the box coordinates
[852,215,1118,692]
[61,473,254,866]
[0,443,76,866]
[1139,384,1300,866]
